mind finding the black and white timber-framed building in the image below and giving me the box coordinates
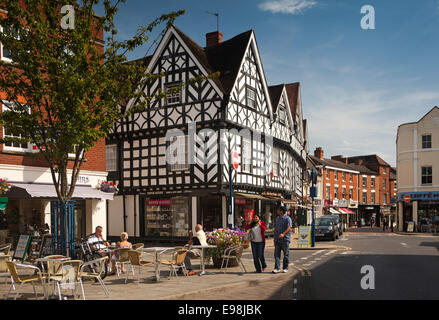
[106,26,309,241]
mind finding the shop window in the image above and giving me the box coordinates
[144,197,189,237]
[422,166,432,185]
[105,144,118,172]
[422,135,432,149]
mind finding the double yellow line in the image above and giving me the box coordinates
[292,264,311,277]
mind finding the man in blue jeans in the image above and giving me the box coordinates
[273,206,292,273]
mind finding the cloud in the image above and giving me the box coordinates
[258,0,317,15]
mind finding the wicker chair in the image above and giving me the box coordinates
[125,250,153,284]
[133,243,144,250]
[159,249,189,280]
[47,260,85,300]
[5,261,47,300]
[220,245,247,274]
[79,256,109,298]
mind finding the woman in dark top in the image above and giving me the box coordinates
[245,214,267,273]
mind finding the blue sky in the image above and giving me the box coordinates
[96,0,439,166]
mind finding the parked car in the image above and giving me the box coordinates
[326,215,343,235]
[315,217,339,241]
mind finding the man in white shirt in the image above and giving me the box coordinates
[182,224,207,275]
[87,226,110,255]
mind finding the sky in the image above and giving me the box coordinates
[96,0,439,166]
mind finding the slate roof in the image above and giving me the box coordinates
[309,155,360,172]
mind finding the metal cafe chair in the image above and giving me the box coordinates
[220,245,247,274]
[5,261,47,300]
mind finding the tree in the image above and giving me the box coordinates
[0,0,185,201]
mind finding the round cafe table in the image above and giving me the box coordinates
[36,256,71,299]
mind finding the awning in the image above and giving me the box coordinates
[8,182,114,200]
[0,197,7,210]
[339,208,355,214]
[234,193,268,200]
[329,207,340,214]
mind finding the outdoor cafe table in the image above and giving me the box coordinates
[140,247,174,282]
[191,245,217,276]
[35,256,71,299]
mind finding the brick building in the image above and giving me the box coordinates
[309,148,359,228]
[0,7,111,245]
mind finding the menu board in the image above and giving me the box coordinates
[39,235,53,257]
[13,235,32,262]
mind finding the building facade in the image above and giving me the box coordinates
[396,106,439,232]
[309,148,359,228]
[106,26,308,241]
[0,8,110,245]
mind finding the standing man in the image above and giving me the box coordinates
[273,206,292,274]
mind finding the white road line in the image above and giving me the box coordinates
[401,243,408,246]
[300,257,309,260]
[314,258,322,261]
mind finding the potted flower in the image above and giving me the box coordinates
[97,181,118,193]
[205,227,249,268]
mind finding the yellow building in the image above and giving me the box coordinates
[396,106,439,232]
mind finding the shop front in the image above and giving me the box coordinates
[397,192,439,233]
[0,165,110,246]
[140,195,191,239]
[358,205,380,227]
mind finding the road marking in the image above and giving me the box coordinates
[300,257,309,260]
[401,243,408,246]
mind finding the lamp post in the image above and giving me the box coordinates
[310,169,317,247]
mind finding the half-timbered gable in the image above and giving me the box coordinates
[107,26,309,240]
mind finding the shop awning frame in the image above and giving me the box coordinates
[234,193,269,200]
[8,182,114,200]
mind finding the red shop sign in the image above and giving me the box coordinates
[147,199,172,206]
[235,198,247,205]
[245,209,254,221]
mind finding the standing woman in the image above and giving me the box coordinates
[245,214,267,273]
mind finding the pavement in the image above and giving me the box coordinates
[5,228,438,300]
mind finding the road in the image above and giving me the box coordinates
[214,229,439,300]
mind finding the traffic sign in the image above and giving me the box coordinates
[233,152,239,170]
[404,194,411,203]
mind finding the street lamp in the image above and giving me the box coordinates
[309,169,317,247]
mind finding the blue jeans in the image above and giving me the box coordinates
[274,239,290,270]
[251,242,267,272]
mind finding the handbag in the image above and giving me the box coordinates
[244,229,256,241]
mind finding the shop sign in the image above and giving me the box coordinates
[298,226,311,247]
[349,199,358,208]
[77,176,90,184]
[245,209,254,221]
[398,192,439,202]
[332,199,339,206]
[338,199,348,208]
[407,221,415,233]
[147,199,172,206]
[235,198,247,205]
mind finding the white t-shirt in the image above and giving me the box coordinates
[87,235,107,250]
[252,225,263,243]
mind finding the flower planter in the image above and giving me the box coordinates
[212,255,239,268]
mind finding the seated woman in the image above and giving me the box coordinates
[109,232,132,276]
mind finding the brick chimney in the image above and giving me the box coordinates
[206,31,223,47]
[314,147,324,160]
[332,155,348,164]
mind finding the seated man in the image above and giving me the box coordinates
[87,226,111,257]
[182,224,207,276]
